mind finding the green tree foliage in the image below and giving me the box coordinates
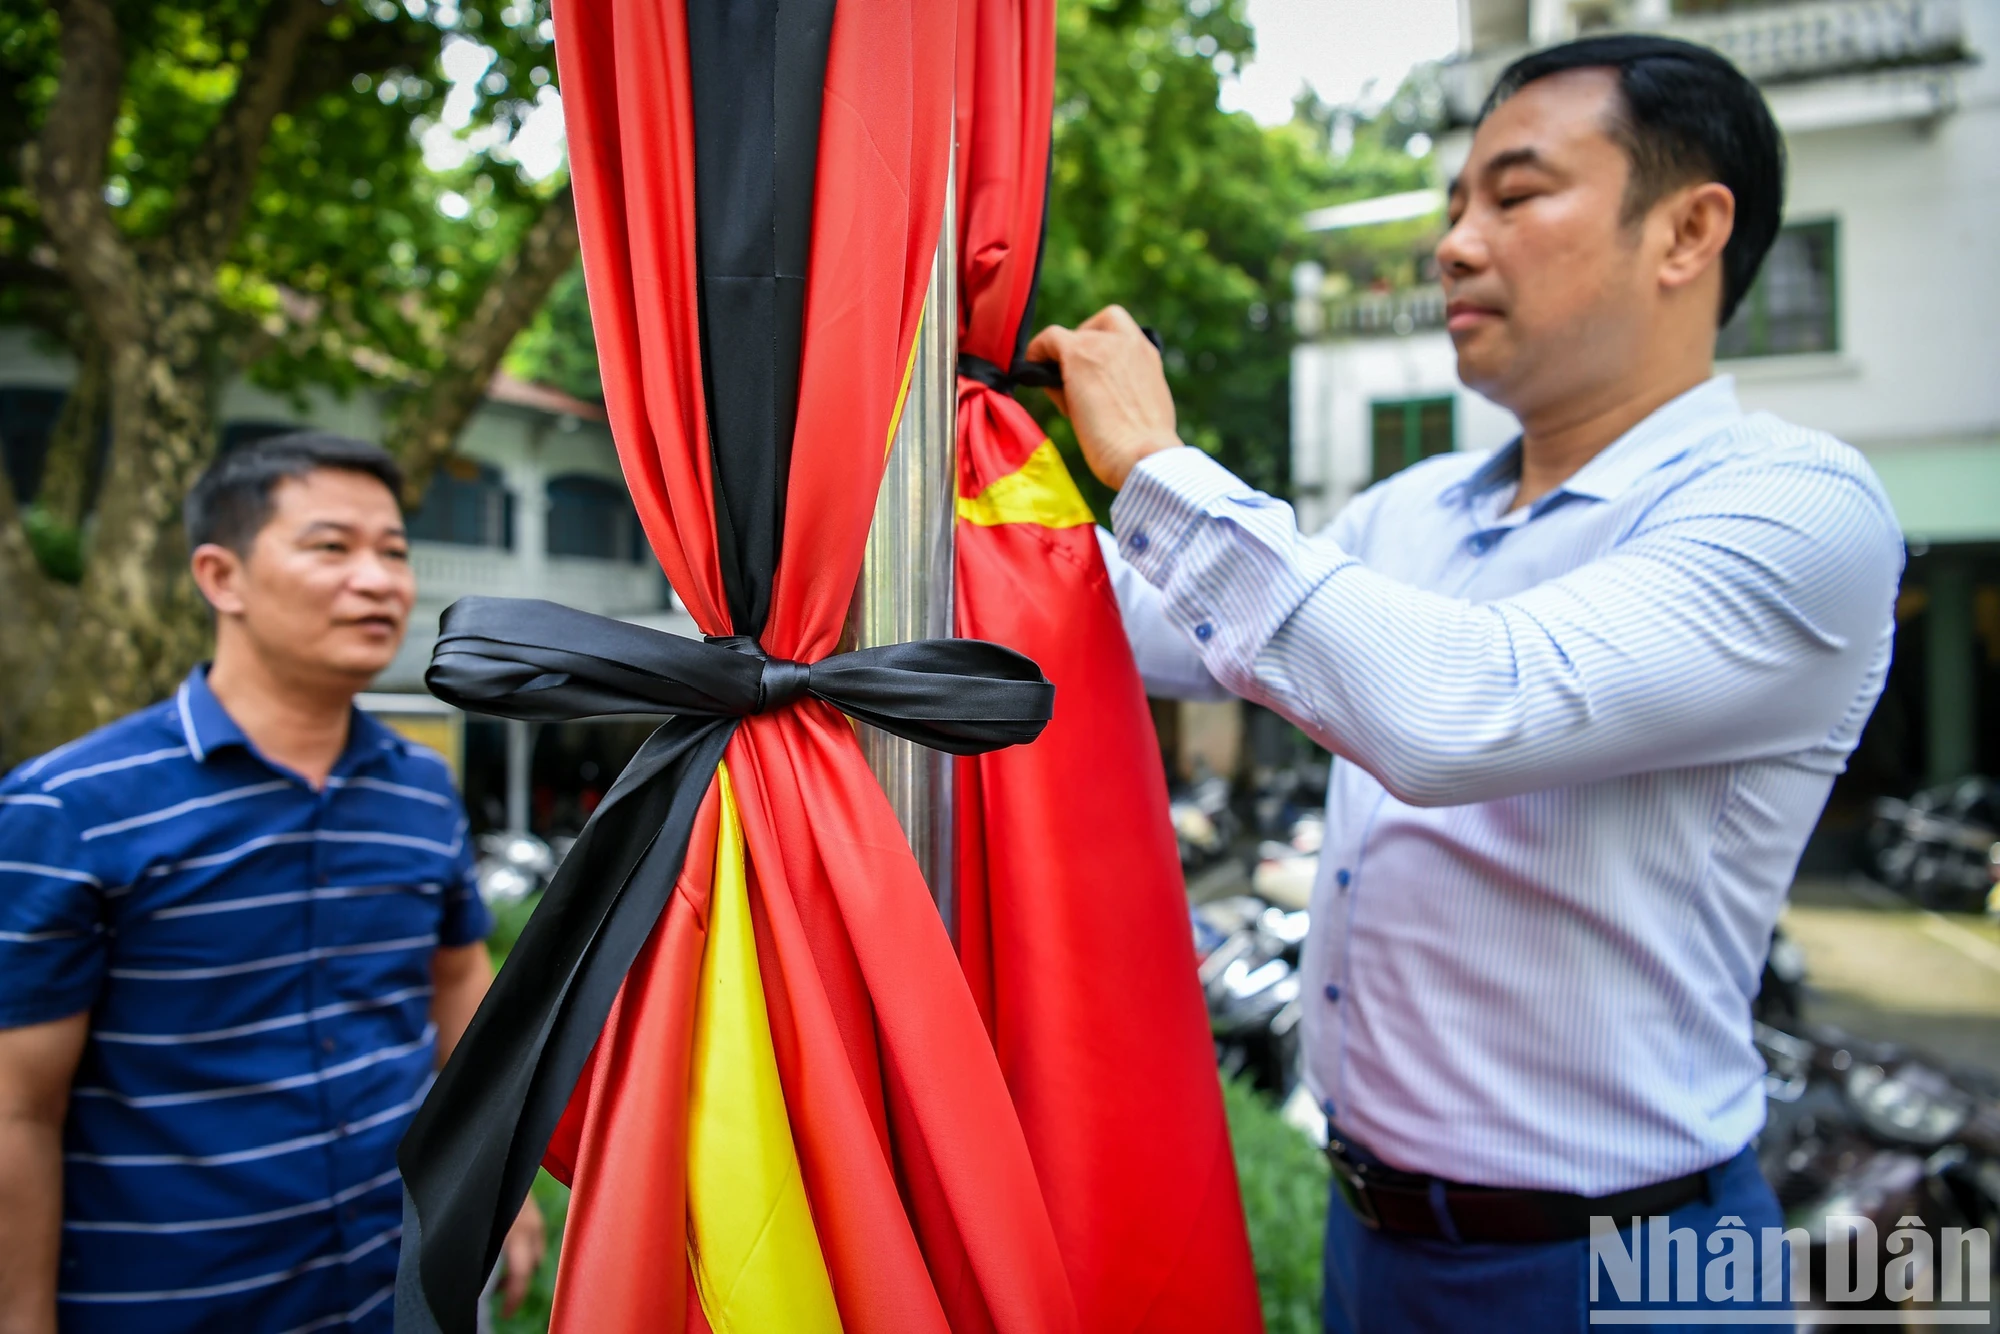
[1032,0,1333,514]
[1291,68,1448,305]
[506,260,599,401]
[505,0,1434,519]
[0,0,579,762]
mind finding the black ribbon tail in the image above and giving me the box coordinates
[393,595,1053,1333]
[396,716,734,1334]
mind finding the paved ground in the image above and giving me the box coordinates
[1783,875,2000,1074]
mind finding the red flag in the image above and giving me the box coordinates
[953,1,1265,1329]
[544,1,1078,1329]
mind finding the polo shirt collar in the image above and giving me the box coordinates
[175,666,247,763]
[176,665,408,774]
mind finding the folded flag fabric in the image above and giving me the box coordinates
[394,2,1080,1331]
[952,0,1265,1328]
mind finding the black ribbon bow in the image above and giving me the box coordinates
[395,596,1053,1334]
[957,324,1165,394]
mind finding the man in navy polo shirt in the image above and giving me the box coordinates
[0,433,543,1333]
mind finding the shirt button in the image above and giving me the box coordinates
[1335,868,1351,888]
[1128,531,1150,553]
[1194,622,1214,643]
[321,1037,336,1054]
[1323,984,1342,1003]
[1468,532,1496,554]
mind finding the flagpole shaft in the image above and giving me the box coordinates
[849,165,958,934]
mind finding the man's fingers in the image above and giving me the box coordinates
[501,1268,530,1316]
[1077,303,1141,335]
[499,1234,537,1315]
[1023,323,1073,365]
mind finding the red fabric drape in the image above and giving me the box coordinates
[548,2,1078,1330]
[953,2,1265,1329]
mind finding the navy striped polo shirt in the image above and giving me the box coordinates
[0,667,490,1333]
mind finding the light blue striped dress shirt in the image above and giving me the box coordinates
[1104,376,1904,1194]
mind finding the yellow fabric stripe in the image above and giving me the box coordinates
[687,765,842,1334]
[955,439,1095,530]
[884,295,925,460]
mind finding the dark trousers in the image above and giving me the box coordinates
[1322,1146,1790,1333]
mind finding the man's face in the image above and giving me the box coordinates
[1438,69,1657,416]
[205,468,415,685]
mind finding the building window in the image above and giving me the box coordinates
[547,474,645,562]
[0,387,67,503]
[1371,396,1455,483]
[1718,220,1837,360]
[408,458,514,548]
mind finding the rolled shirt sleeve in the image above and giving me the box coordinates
[1110,444,1903,808]
[0,788,108,1027]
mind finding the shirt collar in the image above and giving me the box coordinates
[175,666,247,762]
[176,665,407,774]
[1444,375,1743,515]
[1553,375,1742,503]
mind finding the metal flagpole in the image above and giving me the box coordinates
[847,162,958,934]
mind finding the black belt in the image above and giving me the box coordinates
[1325,1135,1711,1245]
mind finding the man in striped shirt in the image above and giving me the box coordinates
[0,434,542,1333]
[1033,35,1903,1332]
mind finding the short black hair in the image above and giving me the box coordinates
[1480,34,1785,327]
[184,432,404,553]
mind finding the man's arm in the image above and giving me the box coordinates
[431,941,492,1068]
[1110,446,1901,806]
[1031,306,1904,808]
[0,1012,88,1334]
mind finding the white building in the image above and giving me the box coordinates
[0,330,696,831]
[1290,0,2000,795]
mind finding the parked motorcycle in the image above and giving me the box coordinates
[1191,893,1308,1098]
[474,830,557,907]
[1169,773,1239,874]
[1756,1018,2000,1321]
[1868,777,2000,912]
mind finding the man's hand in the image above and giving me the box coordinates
[1024,305,1182,490]
[0,1012,88,1334]
[498,1195,547,1317]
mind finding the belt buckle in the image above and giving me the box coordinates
[1326,1142,1381,1231]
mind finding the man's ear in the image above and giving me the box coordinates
[1657,180,1735,300]
[189,542,248,617]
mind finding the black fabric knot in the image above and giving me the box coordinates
[426,596,1054,755]
[400,594,1054,1334]
[701,634,813,714]
[958,351,1062,393]
[957,327,1162,395]
[758,656,812,712]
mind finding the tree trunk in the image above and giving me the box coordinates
[386,186,580,501]
[3,0,582,768]
[10,268,226,760]
[36,338,107,527]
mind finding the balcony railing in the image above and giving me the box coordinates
[1445,0,1969,124]
[410,544,670,617]
[1304,285,1449,341]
